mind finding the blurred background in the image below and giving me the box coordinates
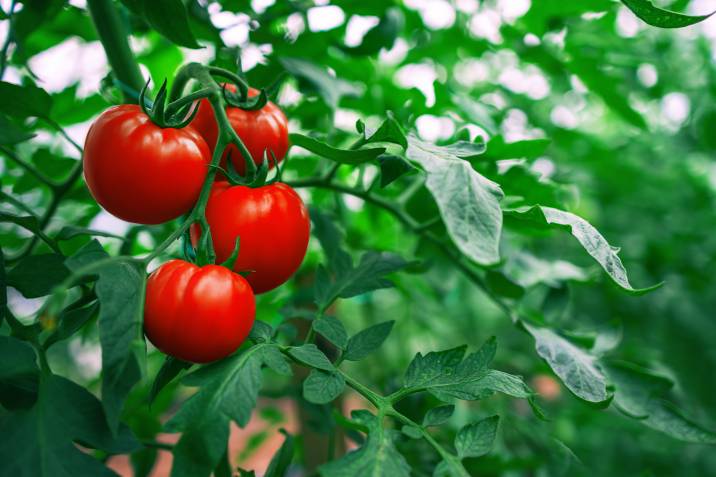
[2,0,716,475]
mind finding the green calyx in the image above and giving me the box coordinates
[221,149,284,188]
[139,78,199,129]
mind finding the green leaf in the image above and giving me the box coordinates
[290,132,386,165]
[43,302,99,350]
[315,251,410,308]
[524,322,608,403]
[303,369,346,404]
[0,335,39,410]
[342,8,403,56]
[280,57,362,108]
[167,343,290,476]
[343,321,395,361]
[406,135,502,266]
[455,415,499,458]
[0,81,52,119]
[66,240,146,433]
[482,136,551,160]
[138,0,201,48]
[379,154,415,187]
[505,206,660,294]
[7,253,70,298]
[248,320,274,343]
[319,410,411,477]
[0,372,138,477]
[265,429,295,477]
[422,405,455,427]
[149,356,193,405]
[0,114,35,145]
[362,112,408,149]
[310,208,352,273]
[313,315,348,349]
[0,212,59,253]
[55,226,125,241]
[288,344,334,371]
[621,0,714,28]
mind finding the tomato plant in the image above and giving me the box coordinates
[190,181,310,294]
[144,259,255,363]
[2,1,716,477]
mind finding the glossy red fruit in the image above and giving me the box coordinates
[144,259,255,363]
[191,84,289,174]
[190,182,310,294]
[84,105,210,224]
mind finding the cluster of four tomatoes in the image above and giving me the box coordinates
[83,87,309,363]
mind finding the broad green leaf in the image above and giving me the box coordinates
[7,253,69,298]
[621,0,714,28]
[303,369,346,404]
[0,335,39,410]
[406,135,502,266]
[290,133,386,165]
[0,114,35,145]
[455,415,499,458]
[288,344,334,371]
[524,322,608,403]
[313,315,348,349]
[0,81,52,119]
[248,320,274,343]
[0,372,138,477]
[280,57,362,108]
[167,343,290,477]
[423,405,455,427]
[140,0,201,48]
[343,321,395,361]
[319,410,411,477]
[505,206,659,294]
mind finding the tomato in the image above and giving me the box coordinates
[190,182,310,294]
[144,259,255,363]
[191,84,289,175]
[84,105,210,224]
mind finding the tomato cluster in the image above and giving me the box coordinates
[84,85,309,363]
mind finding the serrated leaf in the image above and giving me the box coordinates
[621,0,714,28]
[0,372,138,477]
[313,316,348,349]
[7,253,69,298]
[524,322,608,403]
[407,135,502,266]
[505,206,660,294]
[167,343,289,476]
[288,344,334,371]
[319,410,411,477]
[290,132,386,165]
[303,369,346,404]
[423,405,455,427]
[455,415,499,458]
[344,321,394,361]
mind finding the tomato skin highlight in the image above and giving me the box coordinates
[144,260,256,363]
[83,105,210,225]
[191,85,289,174]
[191,182,310,294]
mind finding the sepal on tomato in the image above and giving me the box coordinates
[139,78,200,129]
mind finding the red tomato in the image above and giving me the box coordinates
[144,259,255,363]
[190,182,310,294]
[191,84,289,174]
[84,105,210,224]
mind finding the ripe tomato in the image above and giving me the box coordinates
[84,105,210,224]
[191,84,289,174]
[144,260,255,363]
[190,182,310,294]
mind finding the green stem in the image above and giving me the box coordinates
[0,0,17,79]
[165,87,213,117]
[86,0,145,103]
[0,191,38,217]
[338,370,386,409]
[42,117,83,154]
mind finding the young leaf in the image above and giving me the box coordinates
[422,405,455,427]
[406,135,503,266]
[7,253,70,298]
[343,321,395,361]
[505,206,660,295]
[621,0,714,28]
[290,132,386,165]
[288,344,334,371]
[0,372,138,477]
[524,322,609,403]
[303,369,346,404]
[454,415,499,458]
[319,410,411,477]
[313,315,348,350]
[167,344,290,477]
